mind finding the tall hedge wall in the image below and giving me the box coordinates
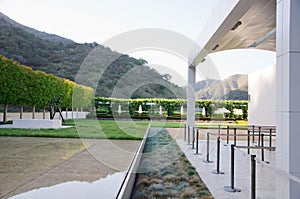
[0,55,94,121]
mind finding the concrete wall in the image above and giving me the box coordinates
[248,64,276,126]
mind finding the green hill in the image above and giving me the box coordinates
[0,12,184,99]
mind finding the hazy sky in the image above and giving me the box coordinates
[0,0,275,85]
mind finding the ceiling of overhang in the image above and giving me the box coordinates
[191,0,276,66]
[207,0,276,53]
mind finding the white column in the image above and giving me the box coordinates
[276,0,300,198]
[187,66,196,143]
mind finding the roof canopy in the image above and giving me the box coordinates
[190,0,276,67]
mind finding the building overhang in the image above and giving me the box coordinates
[190,0,276,67]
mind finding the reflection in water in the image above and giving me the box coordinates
[10,172,125,199]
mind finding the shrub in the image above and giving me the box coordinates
[187,168,196,176]
[181,188,197,199]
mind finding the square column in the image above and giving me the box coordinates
[187,66,196,143]
[276,0,300,198]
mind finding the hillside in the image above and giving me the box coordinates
[0,12,184,98]
[195,74,248,100]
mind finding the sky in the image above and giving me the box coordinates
[0,0,276,86]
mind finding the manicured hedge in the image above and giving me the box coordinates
[94,97,248,119]
[0,55,93,121]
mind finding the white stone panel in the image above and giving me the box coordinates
[13,119,62,129]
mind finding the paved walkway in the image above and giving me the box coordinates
[175,129,277,199]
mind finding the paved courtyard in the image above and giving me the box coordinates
[169,128,278,199]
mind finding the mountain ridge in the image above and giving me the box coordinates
[0,12,184,98]
[195,74,248,100]
[0,12,74,44]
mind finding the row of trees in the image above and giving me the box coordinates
[94,97,248,119]
[0,55,94,122]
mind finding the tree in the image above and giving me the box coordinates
[162,74,172,81]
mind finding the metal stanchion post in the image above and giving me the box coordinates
[269,129,272,149]
[192,127,195,149]
[227,126,229,144]
[261,134,264,161]
[247,130,250,155]
[195,129,199,155]
[252,125,255,143]
[184,124,186,141]
[234,128,237,146]
[258,126,261,146]
[212,136,225,174]
[187,125,190,145]
[251,155,256,199]
[224,144,241,192]
[203,133,213,163]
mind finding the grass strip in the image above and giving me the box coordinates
[0,120,149,140]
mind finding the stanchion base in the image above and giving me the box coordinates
[203,160,213,163]
[224,186,241,192]
[269,148,275,151]
[194,153,202,155]
[212,170,225,175]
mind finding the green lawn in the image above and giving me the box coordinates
[0,120,149,140]
[150,121,248,129]
[150,121,185,128]
[0,119,248,139]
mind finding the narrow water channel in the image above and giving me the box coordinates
[9,172,125,199]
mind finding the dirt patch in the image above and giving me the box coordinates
[167,128,184,140]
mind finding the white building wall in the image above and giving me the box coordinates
[248,64,276,126]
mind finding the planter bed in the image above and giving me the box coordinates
[130,128,213,199]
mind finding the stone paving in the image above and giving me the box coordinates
[176,132,277,198]
[168,128,277,199]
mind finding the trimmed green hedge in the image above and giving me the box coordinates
[94,97,248,120]
[0,55,94,121]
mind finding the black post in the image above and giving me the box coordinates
[234,128,237,146]
[195,129,199,155]
[187,125,190,145]
[258,126,261,146]
[203,133,213,163]
[218,124,221,136]
[261,134,264,161]
[184,124,186,141]
[227,126,230,144]
[269,129,272,148]
[213,136,224,174]
[247,130,250,155]
[251,155,256,199]
[252,125,255,143]
[192,127,195,149]
[224,144,241,192]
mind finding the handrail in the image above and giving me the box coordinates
[235,145,276,150]
[205,132,276,137]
